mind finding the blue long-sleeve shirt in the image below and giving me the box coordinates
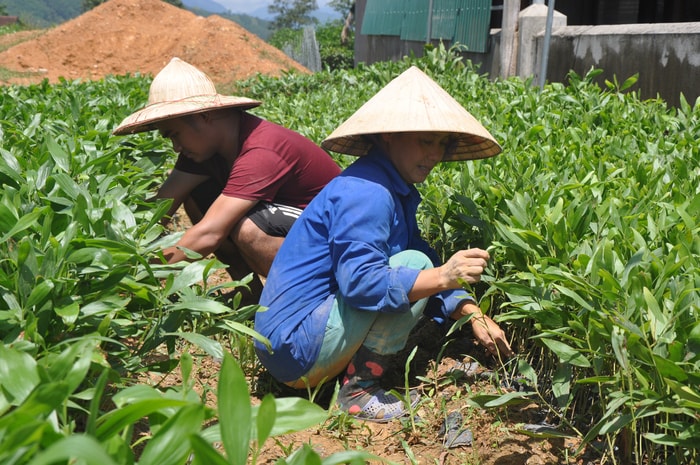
[254,149,471,382]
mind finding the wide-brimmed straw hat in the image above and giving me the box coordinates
[113,57,261,135]
[321,66,501,161]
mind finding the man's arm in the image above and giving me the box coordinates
[161,194,258,263]
[155,168,210,222]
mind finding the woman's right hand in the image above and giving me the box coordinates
[439,248,490,288]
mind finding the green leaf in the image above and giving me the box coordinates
[54,301,80,325]
[86,368,110,435]
[47,340,95,394]
[218,353,251,465]
[0,345,40,407]
[541,338,591,368]
[0,207,46,242]
[256,394,277,447]
[181,351,193,386]
[45,135,71,173]
[599,413,633,435]
[189,434,230,465]
[619,73,638,91]
[257,397,327,437]
[552,364,571,409]
[643,287,668,341]
[652,355,687,382]
[0,203,18,237]
[139,404,205,465]
[611,326,629,372]
[552,284,595,312]
[218,320,272,352]
[284,444,323,465]
[96,398,192,441]
[467,391,535,408]
[517,359,538,387]
[27,435,119,465]
[517,425,574,439]
[0,382,71,429]
[168,297,230,315]
[170,261,209,293]
[321,450,387,465]
[112,384,164,406]
[484,391,535,408]
[666,379,700,409]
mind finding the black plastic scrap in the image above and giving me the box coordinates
[439,411,473,448]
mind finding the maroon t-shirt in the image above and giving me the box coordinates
[174,113,341,208]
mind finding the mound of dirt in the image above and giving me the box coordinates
[0,0,308,86]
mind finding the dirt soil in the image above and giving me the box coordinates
[0,2,598,462]
[151,210,598,465]
[0,0,307,86]
[147,293,595,465]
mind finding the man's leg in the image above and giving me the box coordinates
[183,189,265,303]
[230,202,303,276]
[229,218,283,276]
[194,199,301,302]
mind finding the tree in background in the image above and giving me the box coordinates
[328,0,354,44]
[315,19,354,69]
[82,0,183,12]
[267,0,354,71]
[328,0,353,18]
[269,19,353,71]
[268,0,318,30]
[0,4,7,16]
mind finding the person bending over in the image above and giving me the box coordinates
[114,58,341,301]
[255,66,514,422]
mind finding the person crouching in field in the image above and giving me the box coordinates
[113,58,341,303]
[254,66,514,422]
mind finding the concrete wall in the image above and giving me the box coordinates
[541,22,700,107]
[354,0,700,107]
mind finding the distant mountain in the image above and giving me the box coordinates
[2,0,81,27]
[181,0,227,14]
[177,0,274,39]
[223,13,272,40]
[0,0,332,36]
[187,0,341,22]
[187,8,272,40]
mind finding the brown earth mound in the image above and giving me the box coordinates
[0,0,308,86]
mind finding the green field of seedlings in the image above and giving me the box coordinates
[0,46,698,464]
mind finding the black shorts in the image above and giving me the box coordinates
[246,202,302,237]
[190,182,301,238]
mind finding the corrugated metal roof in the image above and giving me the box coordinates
[360,0,405,36]
[432,0,460,40]
[361,0,492,53]
[400,0,429,41]
[455,0,491,52]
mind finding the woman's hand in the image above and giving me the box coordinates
[439,248,490,288]
[451,301,514,359]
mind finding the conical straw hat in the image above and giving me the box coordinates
[113,57,261,135]
[322,66,501,161]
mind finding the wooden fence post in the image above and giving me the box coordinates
[500,0,520,78]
